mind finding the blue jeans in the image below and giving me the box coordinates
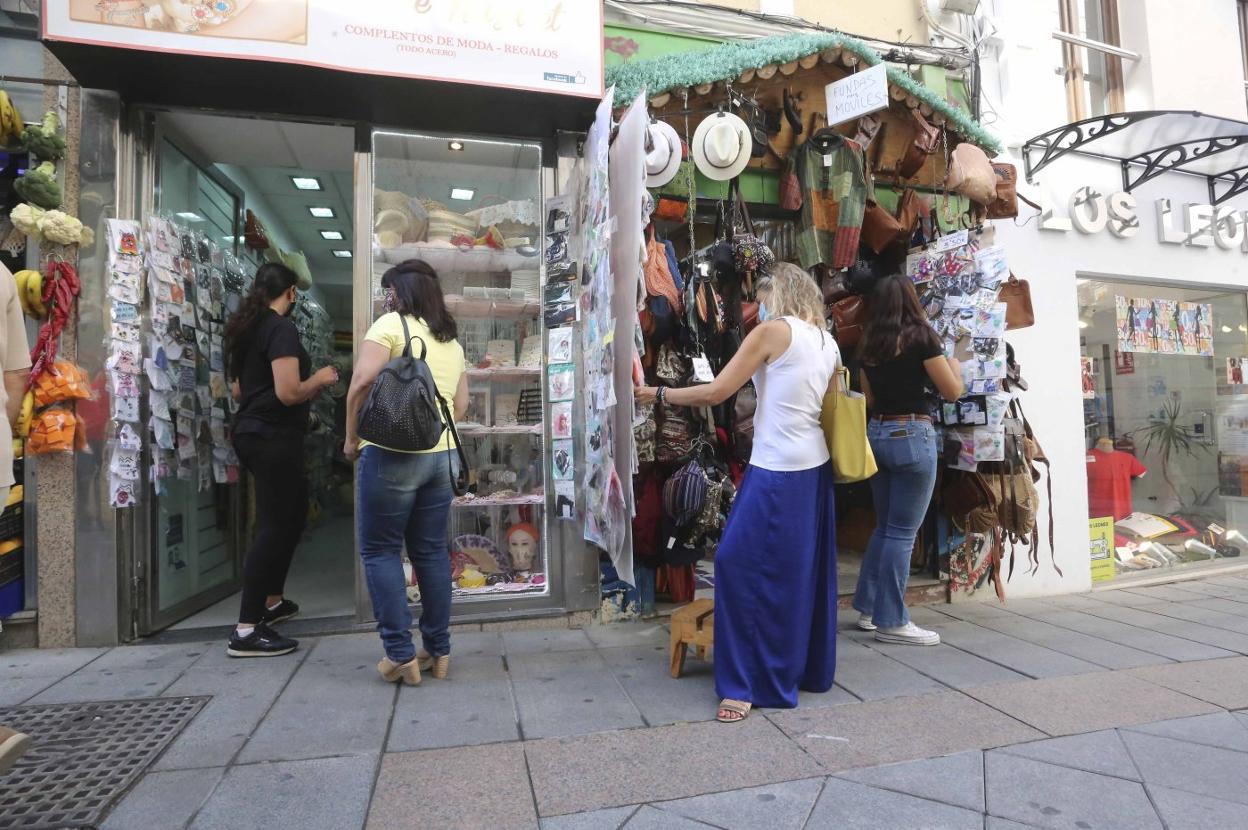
[853,419,938,629]
[357,446,454,663]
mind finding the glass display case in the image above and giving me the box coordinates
[370,131,550,601]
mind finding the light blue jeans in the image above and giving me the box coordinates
[357,446,455,664]
[853,418,938,629]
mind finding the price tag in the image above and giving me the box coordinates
[692,354,715,383]
[697,261,711,277]
[934,229,970,252]
[822,154,833,167]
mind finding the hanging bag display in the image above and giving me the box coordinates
[861,199,906,253]
[998,272,1034,330]
[985,162,1019,219]
[820,367,877,483]
[830,294,869,347]
[356,315,470,494]
[945,142,998,206]
[897,108,941,179]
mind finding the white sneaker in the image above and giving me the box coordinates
[856,614,877,631]
[875,622,941,646]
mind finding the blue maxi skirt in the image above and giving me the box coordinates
[714,461,837,709]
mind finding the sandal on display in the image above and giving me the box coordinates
[418,651,450,680]
[378,656,422,686]
[717,699,751,723]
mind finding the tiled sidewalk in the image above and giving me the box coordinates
[7,572,1248,828]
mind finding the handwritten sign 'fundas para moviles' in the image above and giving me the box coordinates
[825,64,889,127]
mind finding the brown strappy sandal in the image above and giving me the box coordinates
[717,699,751,723]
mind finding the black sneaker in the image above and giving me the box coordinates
[261,598,300,625]
[227,622,298,658]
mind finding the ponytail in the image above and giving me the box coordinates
[223,263,299,379]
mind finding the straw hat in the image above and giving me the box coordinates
[691,111,752,182]
[645,121,683,188]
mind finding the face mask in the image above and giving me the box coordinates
[283,289,297,317]
[758,301,770,322]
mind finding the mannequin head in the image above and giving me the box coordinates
[505,523,540,571]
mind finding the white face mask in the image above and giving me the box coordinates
[758,301,770,322]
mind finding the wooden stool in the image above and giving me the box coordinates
[669,598,714,678]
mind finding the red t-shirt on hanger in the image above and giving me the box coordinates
[1086,448,1147,521]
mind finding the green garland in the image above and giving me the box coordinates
[606,31,1001,154]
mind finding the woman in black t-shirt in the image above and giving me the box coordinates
[222,263,338,657]
[853,275,963,647]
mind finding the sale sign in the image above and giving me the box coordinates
[43,0,605,98]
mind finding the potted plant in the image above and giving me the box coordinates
[1125,397,1210,509]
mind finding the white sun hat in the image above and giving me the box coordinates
[691,111,753,182]
[645,120,683,188]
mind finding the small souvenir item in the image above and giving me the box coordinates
[485,339,516,368]
[110,477,138,508]
[493,393,520,426]
[458,565,487,589]
[548,326,574,364]
[552,438,574,480]
[549,365,574,402]
[112,395,139,423]
[505,522,541,580]
[551,401,573,439]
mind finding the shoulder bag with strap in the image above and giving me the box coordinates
[356,314,470,494]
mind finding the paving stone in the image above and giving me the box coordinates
[88,642,212,672]
[1134,601,1248,634]
[829,640,947,701]
[540,806,638,830]
[503,629,594,656]
[599,644,718,726]
[236,634,396,763]
[769,690,1042,773]
[805,776,982,830]
[155,660,302,770]
[966,614,1171,670]
[1119,730,1248,806]
[985,818,1044,830]
[861,640,1029,689]
[1033,609,1234,661]
[624,806,713,829]
[1146,784,1248,830]
[526,716,823,817]
[922,620,1103,679]
[27,667,184,703]
[1084,590,1173,607]
[797,684,860,708]
[1122,711,1248,753]
[0,676,57,706]
[984,752,1162,830]
[656,777,825,830]
[0,647,107,678]
[386,655,519,751]
[928,601,1016,621]
[585,623,669,649]
[838,750,983,812]
[997,730,1140,780]
[1147,580,1248,599]
[1127,656,1248,709]
[367,743,535,830]
[450,630,506,658]
[1188,597,1248,618]
[993,598,1063,616]
[191,755,374,830]
[510,649,645,739]
[101,767,225,830]
[1071,603,1248,654]
[1118,585,1211,603]
[964,671,1218,736]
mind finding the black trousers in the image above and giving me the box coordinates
[235,430,308,625]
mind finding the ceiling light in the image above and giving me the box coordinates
[331,249,352,258]
[308,206,335,219]
[319,230,344,240]
[450,187,475,201]
[1223,325,1233,333]
[221,235,238,242]
[291,176,322,191]
[449,140,465,151]
[1239,325,1247,332]
[1078,320,1088,329]
[176,211,203,222]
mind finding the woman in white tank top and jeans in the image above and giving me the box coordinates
[636,263,840,723]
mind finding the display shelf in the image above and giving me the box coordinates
[466,367,542,380]
[445,294,540,319]
[452,493,544,508]
[457,424,543,437]
[378,243,537,272]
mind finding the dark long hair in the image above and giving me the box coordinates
[384,259,457,343]
[857,273,940,366]
[224,262,299,379]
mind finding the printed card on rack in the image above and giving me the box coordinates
[548,364,575,402]
[551,401,573,439]
[973,428,1005,462]
[552,438,575,480]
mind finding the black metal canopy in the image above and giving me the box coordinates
[1022,110,1248,205]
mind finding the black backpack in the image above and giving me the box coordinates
[357,315,468,492]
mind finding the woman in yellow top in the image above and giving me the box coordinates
[345,260,467,686]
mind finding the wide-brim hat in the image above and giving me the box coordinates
[645,121,683,189]
[691,111,752,182]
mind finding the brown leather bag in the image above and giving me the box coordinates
[999,272,1034,330]
[861,199,905,253]
[898,108,941,179]
[942,468,999,520]
[986,162,1019,219]
[945,143,997,206]
[896,188,925,239]
[831,294,870,347]
[244,209,270,251]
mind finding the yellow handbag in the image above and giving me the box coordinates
[820,367,878,483]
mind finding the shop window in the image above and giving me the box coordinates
[1078,279,1248,581]
[1057,0,1125,120]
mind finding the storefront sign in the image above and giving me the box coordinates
[1039,186,1248,251]
[825,64,888,126]
[1089,516,1115,582]
[42,1,605,98]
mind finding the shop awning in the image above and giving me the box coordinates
[1022,110,1248,204]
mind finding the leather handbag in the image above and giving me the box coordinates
[820,368,877,484]
[999,272,1034,330]
[986,162,1019,219]
[831,294,869,348]
[942,468,999,520]
[243,209,270,251]
[654,195,689,223]
[896,188,925,238]
[945,143,998,206]
[861,199,905,253]
[898,108,941,179]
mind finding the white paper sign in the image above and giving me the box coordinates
[825,63,889,127]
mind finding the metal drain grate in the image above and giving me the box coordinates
[0,696,207,830]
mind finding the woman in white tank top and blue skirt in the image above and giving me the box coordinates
[636,263,841,723]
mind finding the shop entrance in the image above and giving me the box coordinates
[130,109,357,635]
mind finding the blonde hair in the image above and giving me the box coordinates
[757,262,825,328]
